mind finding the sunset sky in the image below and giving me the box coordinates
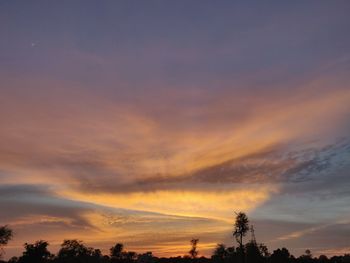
[1,0,350,259]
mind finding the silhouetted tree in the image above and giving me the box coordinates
[258,244,269,259]
[233,212,249,263]
[226,246,239,263]
[298,250,313,263]
[57,239,102,263]
[270,248,290,263]
[318,255,329,263]
[123,251,138,263]
[189,239,199,259]
[245,241,263,263]
[18,240,52,263]
[8,256,19,263]
[342,254,350,263]
[111,243,124,263]
[58,239,89,258]
[110,243,137,263]
[137,252,154,263]
[0,226,12,258]
[212,244,227,263]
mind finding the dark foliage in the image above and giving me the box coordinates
[2,239,350,263]
[17,240,53,263]
[0,226,13,259]
[1,213,349,263]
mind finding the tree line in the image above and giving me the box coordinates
[1,212,349,263]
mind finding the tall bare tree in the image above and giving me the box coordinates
[189,238,199,259]
[233,212,249,263]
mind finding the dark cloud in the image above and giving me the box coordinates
[192,139,350,185]
[0,184,223,227]
[0,185,94,229]
[74,139,350,193]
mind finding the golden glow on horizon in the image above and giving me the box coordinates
[60,187,278,221]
